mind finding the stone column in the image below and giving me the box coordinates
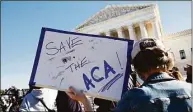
[151,18,161,39]
[117,27,124,38]
[128,25,136,40]
[106,31,111,36]
[139,21,148,38]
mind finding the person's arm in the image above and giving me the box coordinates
[66,86,93,112]
[19,98,30,111]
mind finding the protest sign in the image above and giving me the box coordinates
[29,27,133,101]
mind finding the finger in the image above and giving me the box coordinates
[69,91,76,96]
[70,87,80,96]
[66,92,75,99]
[67,93,76,100]
[68,87,77,96]
[69,86,77,93]
[68,86,73,92]
[66,91,75,96]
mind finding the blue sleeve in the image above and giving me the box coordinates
[113,88,146,112]
[19,98,30,111]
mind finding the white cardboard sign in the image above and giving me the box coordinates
[29,27,133,101]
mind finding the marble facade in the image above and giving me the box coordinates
[74,3,191,77]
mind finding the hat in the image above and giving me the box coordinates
[131,38,166,60]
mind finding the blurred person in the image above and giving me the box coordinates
[20,85,83,112]
[0,86,21,112]
[19,86,56,112]
[184,64,192,83]
[66,38,192,112]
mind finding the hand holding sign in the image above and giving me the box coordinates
[66,86,93,111]
[29,27,133,101]
[66,86,85,102]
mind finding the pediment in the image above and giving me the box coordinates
[76,3,155,30]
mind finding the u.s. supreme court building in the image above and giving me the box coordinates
[74,3,191,78]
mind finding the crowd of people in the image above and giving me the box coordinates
[1,38,192,112]
[0,86,28,112]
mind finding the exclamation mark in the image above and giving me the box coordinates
[116,52,123,69]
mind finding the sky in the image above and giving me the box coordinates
[1,1,191,89]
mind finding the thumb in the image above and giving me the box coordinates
[66,91,75,99]
[69,86,81,95]
[69,86,84,95]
